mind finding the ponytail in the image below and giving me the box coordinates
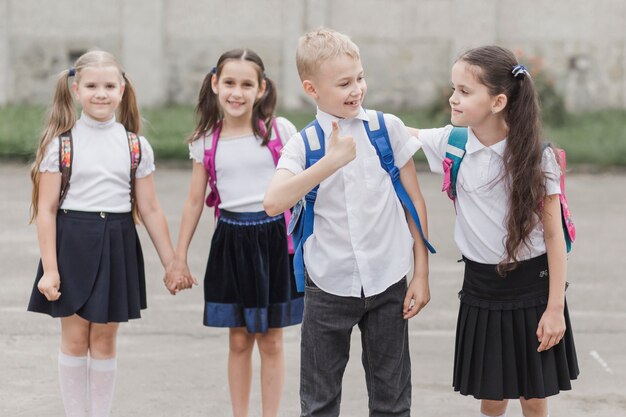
[253,75,277,145]
[118,73,141,134]
[29,69,77,223]
[188,70,221,143]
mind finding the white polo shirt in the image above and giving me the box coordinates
[417,125,561,264]
[277,107,420,297]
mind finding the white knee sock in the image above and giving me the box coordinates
[58,351,88,417]
[481,413,506,417]
[88,357,117,417]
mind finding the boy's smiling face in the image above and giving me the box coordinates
[303,54,367,119]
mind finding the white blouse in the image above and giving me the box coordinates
[417,125,561,264]
[40,113,155,213]
[188,117,297,213]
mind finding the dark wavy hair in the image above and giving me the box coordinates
[458,45,547,274]
[188,48,277,145]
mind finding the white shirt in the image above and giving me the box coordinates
[40,113,155,213]
[189,117,297,213]
[277,108,420,297]
[417,125,561,264]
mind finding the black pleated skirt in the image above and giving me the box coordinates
[453,254,579,400]
[27,210,146,323]
[203,210,303,334]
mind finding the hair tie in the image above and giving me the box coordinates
[68,68,75,77]
[210,66,217,74]
[512,64,530,79]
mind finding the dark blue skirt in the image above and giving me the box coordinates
[203,210,303,333]
[453,254,579,400]
[27,210,146,323]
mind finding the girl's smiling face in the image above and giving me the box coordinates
[72,66,125,122]
[211,59,265,122]
[448,60,498,128]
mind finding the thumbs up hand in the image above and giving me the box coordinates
[326,121,356,169]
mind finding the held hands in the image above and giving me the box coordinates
[403,274,430,319]
[38,271,61,301]
[163,257,198,295]
[326,121,356,169]
[536,306,566,352]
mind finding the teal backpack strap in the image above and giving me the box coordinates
[289,120,325,292]
[363,110,436,254]
[442,127,468,201]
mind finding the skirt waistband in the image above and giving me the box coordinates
[219,210,283,226]
[58,209,132,220]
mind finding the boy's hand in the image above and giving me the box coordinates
[38,270,61,301]
[403,275,430,319]
[326,121,356,169]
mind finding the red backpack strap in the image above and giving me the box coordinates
[126,131,142,211]
[58,130,73,207]
[203,122,222,217]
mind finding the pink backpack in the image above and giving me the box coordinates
[203,118,294,254]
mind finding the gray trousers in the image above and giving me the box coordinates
[300,276,412,417]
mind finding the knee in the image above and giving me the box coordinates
[62,336,89,356]
[89,327,118,357]
[481,399,508,416]
[256,332,283,356]
[520,398,548,417]
[229,330,255,355]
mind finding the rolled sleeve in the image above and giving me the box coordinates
[136,136,156,178]
[189,136,206,164]
[416,126,454,174]
[542,146,562,196]
[39,137,60,173]
[383,113,420,168]
[276,131,305,175]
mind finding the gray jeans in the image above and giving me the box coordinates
[300,276,411,417]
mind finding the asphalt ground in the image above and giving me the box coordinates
[1,161,625,416]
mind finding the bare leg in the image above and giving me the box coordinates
[256,328,285,417]
[229,327,256,417]
[481,399,509,416]
[520,397,549,417]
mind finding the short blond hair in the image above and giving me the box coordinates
[296,28,360,80]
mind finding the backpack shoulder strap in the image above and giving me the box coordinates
[363,110,436,254]
[265,118,283,165]
[290,119,326,292]
[203,122,222,217]
[58,130,73,207]
[126,131,142,211]
[442,127,468,200]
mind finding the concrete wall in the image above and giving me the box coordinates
[1,0,624,112]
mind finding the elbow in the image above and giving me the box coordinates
[263,195,282,217]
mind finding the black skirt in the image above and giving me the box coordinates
[453,254,579,400]
[27,210,146,323]
[203,210,303,333]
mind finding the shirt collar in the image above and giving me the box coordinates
[465,126,507,157]
[315,107,369,135]
[79,112,116,129]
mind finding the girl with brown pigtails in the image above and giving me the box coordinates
[408,45,579,417]
[28,50,194,417]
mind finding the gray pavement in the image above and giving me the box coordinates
[1,161,625,417]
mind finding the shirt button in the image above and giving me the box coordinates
[100,212,106,219]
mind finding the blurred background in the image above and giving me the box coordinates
[1,0,625,165]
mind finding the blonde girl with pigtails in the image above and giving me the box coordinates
[28,50,194,417]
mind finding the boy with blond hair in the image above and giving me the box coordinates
[264,28,431,417]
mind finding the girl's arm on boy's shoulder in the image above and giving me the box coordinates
[398,158,431,319]
[537,193,567,352]
[135,173,197,293]
[35,172,62,301]
[264,121,355,216]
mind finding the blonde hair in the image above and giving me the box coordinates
[29,50,141,223]
[296,27,360,80]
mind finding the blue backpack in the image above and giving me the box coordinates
[442,127,576,252]
[288,110,436,292]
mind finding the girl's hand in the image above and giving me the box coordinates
[164,258,197,295]
[403,275,430,319]
[326,121,356,169]
[37,271,61,301]
[536,306,566,352]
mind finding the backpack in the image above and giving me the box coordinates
[288,110,437,292]
[441,127,576,252]
[58,129,142,215]
[203,117,294,254]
